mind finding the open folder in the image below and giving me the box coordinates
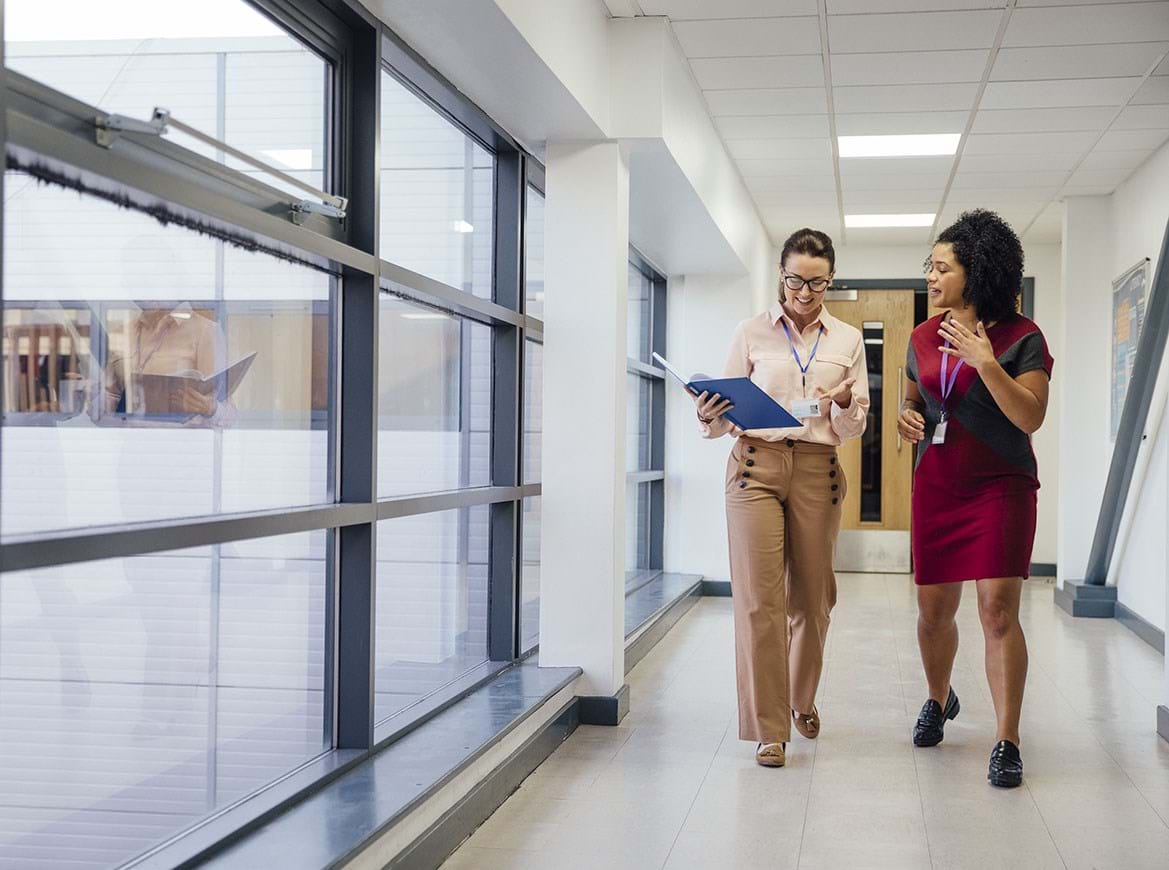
[653,352,801,431]
[136,351,258,413]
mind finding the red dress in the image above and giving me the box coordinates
[907,313,1054,585]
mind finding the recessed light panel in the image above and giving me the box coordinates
[838,134,960,158]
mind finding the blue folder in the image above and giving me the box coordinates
[653,353,802,431]
[689,376,803,431]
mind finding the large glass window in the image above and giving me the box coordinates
[625,254,665,584]
[0,530,328,867]
[375,507,490,724]
[520,496,541,654]
[4,0,328,199]
[525,187,545,318]
[1,173,334,538]
[377,294,492,498]
[380,72,494,299]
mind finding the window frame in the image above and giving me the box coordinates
[0,1,546,866]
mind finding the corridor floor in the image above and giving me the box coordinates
[441,575,1169,869]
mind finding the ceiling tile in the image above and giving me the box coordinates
[705,87,829,115]
[951,171,1069,188]
[964,131,1098,153]
[751,189,841,206]
[1078,149,1155,170]
[828,0,1005,11]
[1096,128,1169,149]
[1131,76,1169,104]
[842,172,954,190]
[971,106,1116,133]
[1112,104,1169,129]
[834,111,969,135]
[838,156,957,176]
[673,18,822,58]
[1159,55,1169,75]
[736,156,835,175]
[642,0,819,19]
[980,78,1141,109]
[959,151,1081,171]
[728,138,834,159]
[1067,167,1132,187]
[842,189,945,206]
[1060,184,1120,196]
[945,188,1058,203]
[828,10,1002,53]
[691,56,826,90]
[842,227,934,246]
[716,114,831,138]
[746,175,840,192]
[991,43,1168,80]
[833,82,979,113]
[831,50,988,86]
[1004,3,1169,46]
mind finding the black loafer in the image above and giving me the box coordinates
[988,739,1023,788]
[913,686,960,747]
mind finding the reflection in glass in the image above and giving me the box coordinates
[4,0,328,200]
[627,263,652,363]
[626,374,652,472]
[380,72,495,299]
[523,340,542,485]
[625,480,651,580]
[521,496,541,653]
[377,293,492,498]
[375,507,490,724]
[1,173,334,538]
[525,187,545,319]
[861,321,884,522]
[0,531,328,867]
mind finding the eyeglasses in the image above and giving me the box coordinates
[782,272,832,294]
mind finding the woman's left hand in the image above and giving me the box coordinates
[938,319,996,371]
[815,377,856,409]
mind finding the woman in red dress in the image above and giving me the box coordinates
[897,210,1053,788]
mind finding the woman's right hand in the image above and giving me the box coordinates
[898,405,926,442]
[694,390,733,423]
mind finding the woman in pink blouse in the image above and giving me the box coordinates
[695,228,869,768]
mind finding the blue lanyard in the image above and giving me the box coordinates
[780,320,824,394]
[939,340,964,420]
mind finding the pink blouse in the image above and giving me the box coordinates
[699,303,870,446]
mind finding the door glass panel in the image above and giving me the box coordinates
[861,321,883,523]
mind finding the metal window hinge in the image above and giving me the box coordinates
[93,107,348,225]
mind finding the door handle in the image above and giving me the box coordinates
[897,367,904,453]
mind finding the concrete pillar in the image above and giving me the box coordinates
[538,141,630,718]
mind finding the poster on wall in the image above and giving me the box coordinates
[1111,258,1151,440]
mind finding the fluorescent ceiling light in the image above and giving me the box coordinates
[400,313,450,321]
[451,220,474,234]
[845,213,935,228]
[838,134,960,158]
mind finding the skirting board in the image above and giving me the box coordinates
[578,684,630,726]
[1116,602,1166,654]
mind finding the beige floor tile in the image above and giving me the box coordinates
[442,587,1169,870]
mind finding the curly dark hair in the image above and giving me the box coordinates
[780,227,835,273]
[934,209,1024,323]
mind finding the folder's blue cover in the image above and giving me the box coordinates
[689,376,802,431]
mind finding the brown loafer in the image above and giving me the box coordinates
[792,706,820,739]
[755,742,786,767]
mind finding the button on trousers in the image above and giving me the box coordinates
[725,436,846,743]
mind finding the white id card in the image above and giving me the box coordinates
[791,398,822,420]
[932,420,948,445]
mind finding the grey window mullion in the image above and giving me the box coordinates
[627,359,665,379]
[380,260,524,328]
[489,150,523,661]
[334,21,381,752]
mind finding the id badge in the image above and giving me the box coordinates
[932,420,948,445]
[791,398,822,420]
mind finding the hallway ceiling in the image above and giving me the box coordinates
[618,0,1169,246]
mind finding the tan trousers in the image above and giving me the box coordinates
[725,436,846,743]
